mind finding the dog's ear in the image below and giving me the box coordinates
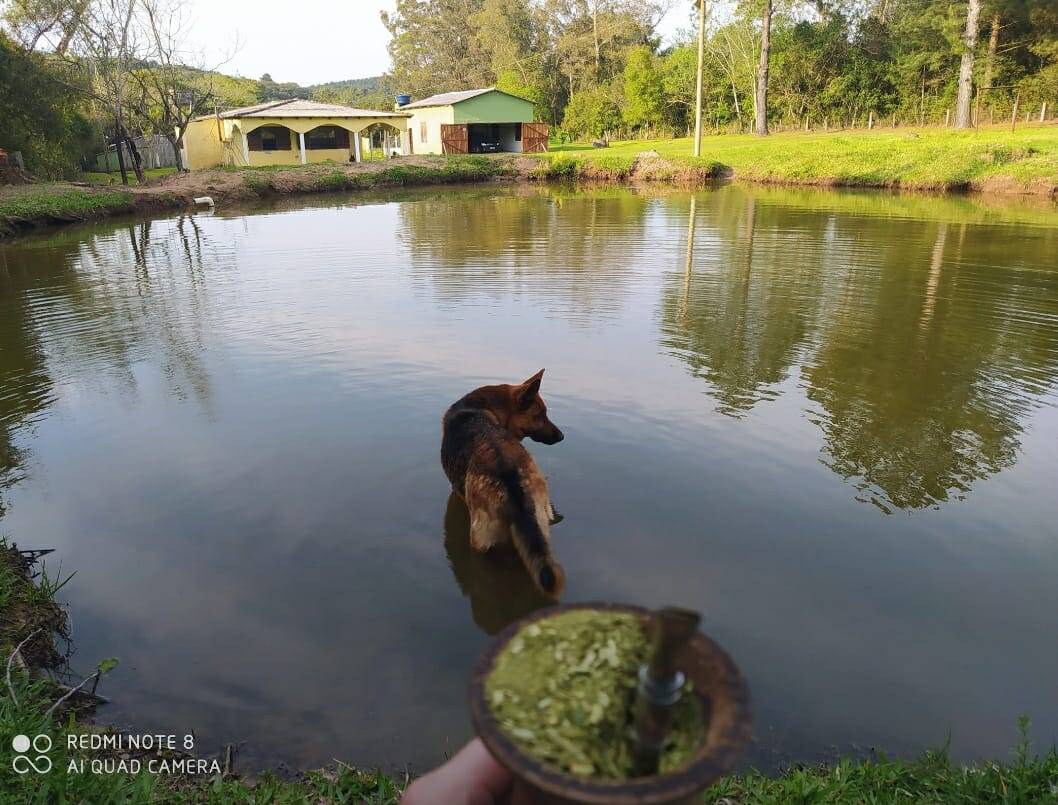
[516,369,545,408]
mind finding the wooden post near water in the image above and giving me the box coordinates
[692,0,705,157]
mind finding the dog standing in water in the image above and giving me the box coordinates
[441,370,565,598]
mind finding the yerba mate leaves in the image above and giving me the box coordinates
[485,611,704,780]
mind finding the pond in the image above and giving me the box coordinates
[1,184,1057,774]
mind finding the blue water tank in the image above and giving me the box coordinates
[395,94,411,107]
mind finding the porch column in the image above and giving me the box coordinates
[298,131,307,165]
[241,132,249,164]
[353,131,362,163]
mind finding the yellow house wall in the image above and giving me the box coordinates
[306,148,352,164]
[405,106,454,155]
[184,115,408,169]
[248,149,301,167]
[182,118,224,170]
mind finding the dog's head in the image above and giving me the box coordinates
[506,370,564,445]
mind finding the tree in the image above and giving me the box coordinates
[954,0,982,127]
[381,0,490,97]
[622,45,665,129]
[129,0,232,171]
[0,32,95,177]
[709,19,757,131]
[560,85,622,137]
[74,0,145,182]
[755,0,773,135]
[1,0,88,54]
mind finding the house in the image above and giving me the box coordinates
[397,88,548,155]
[181,99,412,170]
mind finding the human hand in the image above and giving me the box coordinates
[402,738,514,805]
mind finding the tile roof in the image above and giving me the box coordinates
[216,99,409,119]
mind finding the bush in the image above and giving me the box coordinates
[0,35,96,179]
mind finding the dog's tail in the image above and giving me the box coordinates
[503,472,565,598]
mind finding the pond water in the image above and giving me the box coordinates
[1,184,1057,774]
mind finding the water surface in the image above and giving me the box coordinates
[1,184,1057,772]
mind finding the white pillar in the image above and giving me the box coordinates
[241,132,249,165]
[353,131,362,163]
[298,131,307,165]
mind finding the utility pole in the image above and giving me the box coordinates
[693,0,706,158]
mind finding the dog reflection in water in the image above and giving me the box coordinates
[443,492,556,635]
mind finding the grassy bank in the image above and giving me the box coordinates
[545,123,1058,194]
[0,156,516,239]
[0,185,134,237]
[80,167,179,186]
[3,129,1056,238]
[3,543,1056,803]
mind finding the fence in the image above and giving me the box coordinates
[94,135,177,172]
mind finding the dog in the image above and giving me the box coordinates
[441,370,565,598]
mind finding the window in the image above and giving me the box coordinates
[420,121,427,143]
[304,126,350,150]
[247,126,291,152]
[515,123,522,142]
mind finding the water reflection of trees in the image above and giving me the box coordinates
[0,248,55,517]
[0,216,217,515]
[659,188,825,416]
[662,187,1058,510]
[398,187,646,323]
[803,218,1058,511]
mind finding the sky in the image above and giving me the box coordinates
[183,0,689,86]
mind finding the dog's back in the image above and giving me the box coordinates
[441,371,565,597]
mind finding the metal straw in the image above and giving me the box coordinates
[631,607,702,777]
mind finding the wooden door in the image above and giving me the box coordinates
[441,124,469,154]
[522,122,549,153]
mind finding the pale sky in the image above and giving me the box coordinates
[183,0,688,86]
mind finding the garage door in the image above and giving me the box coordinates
[441,124,469,154]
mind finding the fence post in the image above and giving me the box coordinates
[1041,102,1048,122]
[1011,91,1020,131]
[944,109,950,127]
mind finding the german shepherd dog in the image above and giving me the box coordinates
[441,370,565,598]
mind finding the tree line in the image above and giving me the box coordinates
[0,0,386,180]
[2,0,1055,180]
[381,0,1058,139]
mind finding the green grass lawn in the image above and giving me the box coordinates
[546,123,1058,191]
[80,167,178,186]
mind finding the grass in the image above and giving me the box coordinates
[545,122,1058,192]
[0,186,133,236]
[80,167,178,186]
[3,541,1056,803]
[233,155,514,195]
